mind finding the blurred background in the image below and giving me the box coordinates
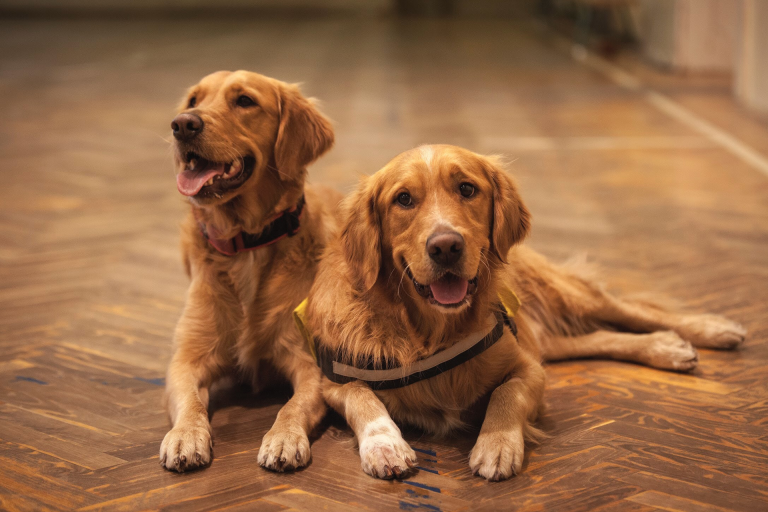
[2,0,766,300]
[1,2,767,510]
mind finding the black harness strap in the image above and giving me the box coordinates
[315,307,518,391]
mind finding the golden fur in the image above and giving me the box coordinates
[160,70,340,473]
[306,144,746,481]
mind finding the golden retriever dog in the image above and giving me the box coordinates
[304,144,746,481]
[160,70,339,473]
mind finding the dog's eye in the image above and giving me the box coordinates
[187,97,196,108]
[459,183,475,198]
[236,95,257,108]
[396,192,413,207]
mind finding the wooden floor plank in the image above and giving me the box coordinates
[628,490,732,512]
[619,472,768,512]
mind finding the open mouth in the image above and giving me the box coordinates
[176,152,255,198]
[405,265,479,308]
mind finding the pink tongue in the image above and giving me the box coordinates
[176,163,226,197]
[429,275,469,304]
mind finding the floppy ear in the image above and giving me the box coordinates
[274,84,335,181]
[340,177,381,292]
[485,156,530,263]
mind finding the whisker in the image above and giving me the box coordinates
[387,267,398,287]
[397,262,412,300]
[267,163,293,180]
[480,252,493,287]
[399,263,421,302]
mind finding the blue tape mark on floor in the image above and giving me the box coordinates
[15,376,48,385]
[404,489,432,498]
[399,502,441,511]
[134,376,165,386]
[403,481,441,493]
[412,447,437,457]
[416,466,439,474]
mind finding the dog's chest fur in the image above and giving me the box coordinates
[228,251,267,318]
[228,238,317,374]
[183,215,323,389]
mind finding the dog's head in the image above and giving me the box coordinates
[342,145,529,314]
[171,70,334,206]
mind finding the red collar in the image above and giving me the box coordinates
[195,196,305,256]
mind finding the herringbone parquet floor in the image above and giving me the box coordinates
[1,15,767,512]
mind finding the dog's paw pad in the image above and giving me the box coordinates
[160,425,213,473]
[258,428,310,472]
[469,428,524,481]
[359,433,416,480]
[677,315,746,350]
[641,331,699,371]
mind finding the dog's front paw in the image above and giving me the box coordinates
[469,427,524,481]
[160,425,213,472]
[641,331,699,371]
[359,432,416,479]
[677,315,746,349]
[258,427,310,472]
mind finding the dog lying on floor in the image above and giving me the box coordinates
[160,70,340,472]
[303,144,746,481]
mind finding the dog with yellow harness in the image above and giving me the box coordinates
[296,144,746,481]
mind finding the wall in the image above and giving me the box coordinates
[637,0,677,68]
[638,0,738,73]
[735,0,768,112]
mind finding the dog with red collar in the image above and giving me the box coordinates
[160,70,341,473]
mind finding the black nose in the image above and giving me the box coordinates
[427,231,464,266]
[171,113,203,141]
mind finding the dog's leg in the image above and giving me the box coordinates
[522,258,746,349]
[258,353,325,472]
[469,350,545,481]
[515,252,746,349]
[160,354,217,472]
[580,292,747,350]
[542,329,700,371]
[160,278,233,472]
[568,286,746,352]
[324,380,416,479]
